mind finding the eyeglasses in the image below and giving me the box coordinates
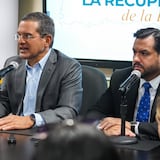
[15,33,41,41]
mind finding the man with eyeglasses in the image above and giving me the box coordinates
[0,12,83,130]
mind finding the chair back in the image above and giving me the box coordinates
[79,65,107,115]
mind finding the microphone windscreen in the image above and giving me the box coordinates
[131,70,141,78]
[9,61,19,69]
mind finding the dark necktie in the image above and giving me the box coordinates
[136,82,151,122]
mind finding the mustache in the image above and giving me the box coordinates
[133,62,143,68]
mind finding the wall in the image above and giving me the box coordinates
[0,0,18,68]
[0,1,42,68]
[19,0,42,21]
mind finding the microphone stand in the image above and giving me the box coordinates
[120,94,127,136]
[110,92,138,145]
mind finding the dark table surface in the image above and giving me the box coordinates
[0,133,36,160]
[0,131,160,160]
[116,147,160,160]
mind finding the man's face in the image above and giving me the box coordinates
[17,20,49,66]
[132,36,160,81]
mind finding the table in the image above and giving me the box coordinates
[116,147,160,160]
[0,133,35,160]
[0,131,160,160]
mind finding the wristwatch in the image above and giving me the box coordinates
[30,114,36,127]
[130,121,137,132]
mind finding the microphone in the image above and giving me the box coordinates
[0,61,19,78]
[109,70,141,145]
[119,70,141,94]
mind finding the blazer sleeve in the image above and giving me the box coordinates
[138,122,159,140]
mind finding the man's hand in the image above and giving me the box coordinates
[0,114,35,130]
[98,117,136,137]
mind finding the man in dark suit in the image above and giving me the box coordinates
[87,27,160,139]
[0,12,82,130]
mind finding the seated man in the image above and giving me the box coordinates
[0,12,82,130]
[87,27,160,140]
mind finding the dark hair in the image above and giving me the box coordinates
[32,120,120,160]
[21,12,55,47]
[134,27,160,54]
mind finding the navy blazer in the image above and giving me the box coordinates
[87,67,160,139]
[0,49,83,124]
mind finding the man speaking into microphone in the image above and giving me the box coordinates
[86,27,160,140]
[0,12,82,131]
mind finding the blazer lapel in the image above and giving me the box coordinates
[14,61,26,114]
[35,50,57,112]
[15,62,26,96]
[150,83,160,122]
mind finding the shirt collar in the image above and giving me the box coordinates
[140,75,160,90]
[25,49,51,70]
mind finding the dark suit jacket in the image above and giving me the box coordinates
[87,67,160,139]
[0,49,83,124]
